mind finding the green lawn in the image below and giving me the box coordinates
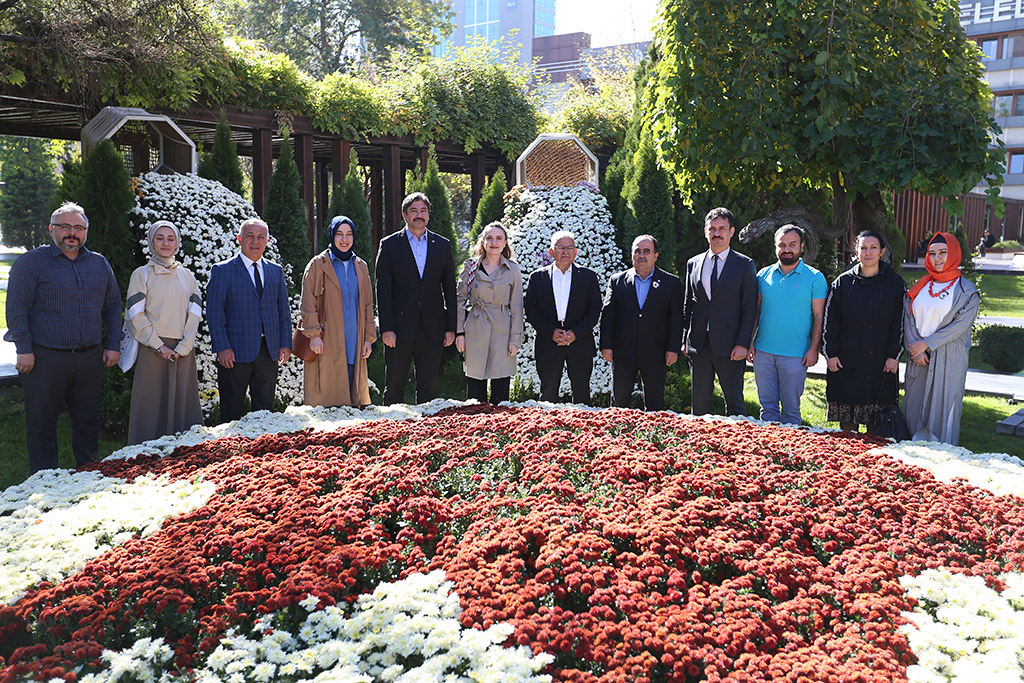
[0,288,6,328]
[900,270,1024,319]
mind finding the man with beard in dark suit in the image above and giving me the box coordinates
[524,230,602,404]
[375,192,457,404]
[600,234,683,411]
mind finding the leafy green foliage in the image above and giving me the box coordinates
[991,240,1022,250]
[212,0,452,78]
[378,42,543,160]
[328,151,375,281]
[978,325,1024,373]
[0,137,58,249]
[198,111,244,196]
[470,168,507,244]
[312,73,382,139]
[650,0,1004,210]
[549,49,639,156]
[211,38,315,112]
[79,140,141,293]
[265,133,311,294]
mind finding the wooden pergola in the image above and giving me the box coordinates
[0,91,515,254]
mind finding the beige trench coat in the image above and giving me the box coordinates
[457,256,524,380]
[299,251,376,407]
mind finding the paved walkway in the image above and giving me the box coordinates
[905,253,1024,273]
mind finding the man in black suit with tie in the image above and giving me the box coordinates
[523,231,602,404]
[682,207,758,416]
[375,192,457,404]
[599,235,683,411]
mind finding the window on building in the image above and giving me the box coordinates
[466,0,500,42]
[1014,96,1024,117]
[1007,35,1024,58]
[982,38,999,59]
[534,0,555,36]
[1009,153,1024,175]
[995,95,1013,117]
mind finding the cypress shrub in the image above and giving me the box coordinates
[469,167,507,244]
[198,110,244,196]
[418,145,458,262]
[978,325,1024,373]
[264,131,310,294]
[79,139,140,293]
[327,150,375,281]
[620,132,677,273]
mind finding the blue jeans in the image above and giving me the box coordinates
[753,350,808,424]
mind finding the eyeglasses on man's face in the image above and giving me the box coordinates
[52,223,88,233]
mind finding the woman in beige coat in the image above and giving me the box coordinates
[455,222,524,403]
[299,216,376,407]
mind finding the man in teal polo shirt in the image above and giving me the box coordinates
[749,225,827,424]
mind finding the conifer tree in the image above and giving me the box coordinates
[79,140,139,292]
[327,150,374,281]
[418,145,458,262]
[198,111,244,196]
[621,131,677,273]
[469,167,506,244]
[264,131,310,293]
[0,137,57,248]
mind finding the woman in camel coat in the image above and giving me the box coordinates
[299,216,376,407]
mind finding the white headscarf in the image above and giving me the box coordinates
[147,220,180,269]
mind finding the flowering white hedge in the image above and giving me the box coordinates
[129,172,304,415]
[502,184,625,398]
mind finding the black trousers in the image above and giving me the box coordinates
[612,361,667,411]
[23,345,103,474]
[536,345,593,404]
[690,345,746,416]
[383,326,443,405]
[466,377,510,404]
[217,339,278,422]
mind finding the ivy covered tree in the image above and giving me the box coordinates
[650,0,1005,241]
[264,131,311,293]
[469,167,507,244]
[78,140,139,293]
[0,137,58,249]
[327,150,374,280]
[198,111,244,196]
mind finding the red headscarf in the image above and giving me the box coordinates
[907,232,962,310]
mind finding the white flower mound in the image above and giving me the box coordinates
[0,469,215,606]
[869,441,1024,498]
[130,172,304,416]
[901,569,1024,681]
[503,185,626,399]
[77,571,554,683]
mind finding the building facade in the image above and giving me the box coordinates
[435,0,556,63]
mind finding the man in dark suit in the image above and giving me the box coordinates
[375,192,457,404]
[682,207,758,416]
[599,235,683,411]
[523,230,602,404]
[207,218,293,422]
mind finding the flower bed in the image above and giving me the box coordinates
[1,406,1023,682]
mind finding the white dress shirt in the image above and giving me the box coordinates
[552,265,572,323]
[240,253,265,290]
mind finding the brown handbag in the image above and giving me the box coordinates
[292,329,317,362]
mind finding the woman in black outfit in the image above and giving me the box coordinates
[822,230,907,433]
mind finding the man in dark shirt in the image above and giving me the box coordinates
[5,202,122,473]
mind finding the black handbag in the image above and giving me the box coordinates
[870,373,911,440]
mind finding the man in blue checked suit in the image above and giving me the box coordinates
[207,218,292,422]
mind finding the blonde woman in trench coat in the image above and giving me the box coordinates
[299,216,376,407]
[455,222,524,404]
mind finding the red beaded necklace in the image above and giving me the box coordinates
[927,278,957,297]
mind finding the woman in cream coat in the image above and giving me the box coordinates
[455,222,524,404]
[299,215,376,407]
[126,220,203,444]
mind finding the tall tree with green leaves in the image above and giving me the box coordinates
[264,131,310,294]
[78,140,139,293]
[212,0,453,78]
[326,150,374,280]
[469,167,507,244]
[650,0,1005,240]
[0,137,58,249]
[198,111,244,196]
